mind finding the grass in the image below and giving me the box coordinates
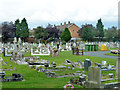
[102,79,120,84]
[105,53,118,56]
[1,50,118,88]
[109,48,118,50]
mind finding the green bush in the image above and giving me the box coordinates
[60,28,71,42]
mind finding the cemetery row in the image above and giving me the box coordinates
[0,37,119,55]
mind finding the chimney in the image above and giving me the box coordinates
[68,21,70,24]
[64,22,66,25]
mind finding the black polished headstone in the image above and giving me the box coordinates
[84,59,91,70]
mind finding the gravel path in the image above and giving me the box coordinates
[84,51,118,59]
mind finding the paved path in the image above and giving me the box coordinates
[84,51,118,59]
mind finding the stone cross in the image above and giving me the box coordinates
[86,66,101,88]
[18,38,21,44]
[14,37,17,43]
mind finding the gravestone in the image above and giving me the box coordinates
[51,42,53,47]
[51,49,59,57]
[116,57,120,80]
[3,48,5,57]
[77,61,84,68]
[102,61,107,66]
[84,59,91,70]
[108,73,113,78]
[97,64,102,68]
[65,59,71,64]
[0,71,5,78]
[57,42,59,50]
[0,42,2,54]
[86,66,101,88]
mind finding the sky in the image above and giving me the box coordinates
[0,0,119,29]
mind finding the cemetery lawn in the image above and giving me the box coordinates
[2,51,117,88]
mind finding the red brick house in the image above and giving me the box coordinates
[55,21,81,38]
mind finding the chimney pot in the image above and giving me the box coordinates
[64,22,66,25]
[68,21,70,24]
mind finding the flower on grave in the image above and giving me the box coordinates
[64,83,74,89]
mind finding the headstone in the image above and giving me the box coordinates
[79,76,86,82]
[108,64,112,70]
[18,38,21,44]
[65,59,71,64]
[14,37,17,43]
[51,50,59,57]
[77,61,84,68]
[51,42,53,47]
[108,73,113,78]
[84,59,91,70]
[97,64,102,68]
[73,43,76,47]
[3,48,5,57]
[0,72,5,79]
[0,42,2,53]
[45,72,49,77]
[116,57,120,80]
[102,61,107,66]
[57,43,59,50]
[86,66,101,88]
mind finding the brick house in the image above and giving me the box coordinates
[55,21,81,38]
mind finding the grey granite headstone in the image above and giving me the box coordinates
[118,57,120,80]
[116,58,120,80]
[86,66,101,88]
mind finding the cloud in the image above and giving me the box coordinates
[0,0,119,29]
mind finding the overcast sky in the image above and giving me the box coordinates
[0,0,119,29]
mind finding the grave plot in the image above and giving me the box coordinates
[0,72,24,82]
[10,50,28,65]
[31,45,50,55]
[27,58,87,79]
[70,75,87,86]
[28,58,85,73]
[3,47,12,57]
[8,38,29,65]
[28,60,68,72]
[64,59,84,69]
[45,70,86,78]
[94,61,116,71]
